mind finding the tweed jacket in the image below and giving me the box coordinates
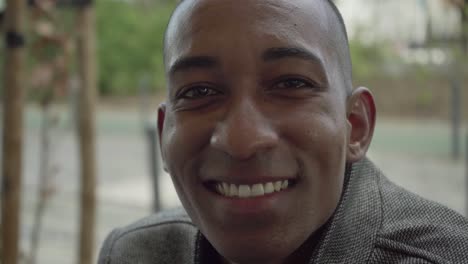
[98,158,468,263]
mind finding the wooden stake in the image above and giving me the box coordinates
[76,4,97,264]
[1,0,26,263]
[466,132,468,217]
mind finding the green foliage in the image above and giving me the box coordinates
[349,40,389,79]
[96,0,176,95]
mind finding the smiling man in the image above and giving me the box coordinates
[98,0,468,263]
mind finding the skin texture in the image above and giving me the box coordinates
[158,0,376,263]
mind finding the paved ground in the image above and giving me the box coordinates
[4,105,467,264]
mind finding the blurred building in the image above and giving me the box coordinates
[336,0,460,45]
[336,0,464,67]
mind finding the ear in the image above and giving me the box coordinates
[157,103,168,172]
[157,103,166,139]
[346,87,376,163]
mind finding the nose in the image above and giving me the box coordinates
[210,99,279,160]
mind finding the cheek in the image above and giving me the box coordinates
[161,115,198,197]
[161,119,198,225]
[162,114,208,172]
[280,105,348,217]
[282,104,348,161]
[315,113,348,163]
[160,113,213,215]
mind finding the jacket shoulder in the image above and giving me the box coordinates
[373,174,468,263]
[98,207,199,264]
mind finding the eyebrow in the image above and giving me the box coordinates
[168,56,219,77]
[262,47,324,66]
[168,47,324,76]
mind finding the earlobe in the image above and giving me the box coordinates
[157,103,168,172]
[346,87,376,163]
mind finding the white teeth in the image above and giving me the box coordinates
[238,185,251,198]
[214,180,292,198]
[229,184,238,197]
[264,182,274,194]
[281,180,288,189]
[222,182,229,195]
[251,184,264,197]
[274,181,282,191]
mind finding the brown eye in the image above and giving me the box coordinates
[180,86,220,99]
[275,78,310,89]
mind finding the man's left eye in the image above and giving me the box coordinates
[274,78,312,89]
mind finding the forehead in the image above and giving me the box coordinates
[165,0,333,70]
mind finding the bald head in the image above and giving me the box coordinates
[165,0,349,46]
[163,0,353,92]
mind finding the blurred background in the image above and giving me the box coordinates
[0,0,467,263]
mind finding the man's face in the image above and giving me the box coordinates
[160,0,351,263]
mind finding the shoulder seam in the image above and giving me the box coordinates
[375,167,385,233]
[116,219,196,240]
[363,163,385,264]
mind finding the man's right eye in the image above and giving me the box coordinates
[178,86,221,99]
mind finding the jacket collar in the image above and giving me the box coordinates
[310,158,381,263]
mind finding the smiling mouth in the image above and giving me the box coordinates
[207,180,295,198]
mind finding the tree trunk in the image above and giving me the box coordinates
[76,5,97,264]
[1,0,26,263]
